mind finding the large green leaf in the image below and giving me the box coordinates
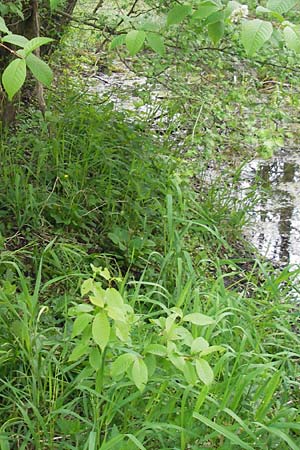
[208,21,224,44]
[167,4,191,25]
[183,312,215,325]
[144,344,167,356]
[115,320,130,342]
[131,358,148,392]
[241,19,273,56]
[23,37,53,56]
[71,313,92,338]
[183,361,197,385]
[89,347,102,370]
[81,278,94,296]
[111,353,135,378]
[146,32,165,56]
[26,53,53,87]
[125,30,146,56]
[110,34,126,50]
[191,337,209,354]
[195,358,214,385]
[2,58,26,100]
[283,26,300,53]
[69,342,89,361]
[2,34,28,47]
[0,17,9,34]
[266,0,298,14]
[92,311,110,350]
[105,288,124,308]
[192,1,220,20]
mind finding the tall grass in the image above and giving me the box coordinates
[0,95,299,449]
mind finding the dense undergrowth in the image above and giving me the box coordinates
[1,9,300,450]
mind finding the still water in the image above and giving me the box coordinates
[242,148,300,266]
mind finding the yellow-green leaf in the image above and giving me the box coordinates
[92,311,110,350]
[89,347,102,370]
[131,358,148,392]
[71,313,92,338]
[125,30,146,56]
[183,313,215,326]
[196,358,214,385]
[111,353,135,378]
[26,53,53,87]
[2,58,26,101]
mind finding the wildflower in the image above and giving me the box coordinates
[230,4,249,23]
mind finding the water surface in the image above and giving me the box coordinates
[242,148,300,266]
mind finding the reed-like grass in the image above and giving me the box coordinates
[0,95,299,449]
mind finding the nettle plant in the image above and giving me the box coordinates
[68,265,224,392]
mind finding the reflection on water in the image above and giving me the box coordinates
[241,149,300,265]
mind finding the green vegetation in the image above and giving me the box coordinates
[0,1,300,449]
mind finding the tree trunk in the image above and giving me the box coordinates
[0,0,79,127]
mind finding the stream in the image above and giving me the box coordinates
[90,67,300,267]
[242,148,300,266]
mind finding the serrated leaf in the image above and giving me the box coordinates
[208,20,224,44]
[110,34,126,50]
[182,313,215,326]
[193,1,220,20]
[23,37,53,56]
[267,0,298,14]
[89,346,102,370]
[132,358,148,392]
[146,32,165,56]
[125,30,146,56]
[191,337,209,354]
[26,53,53,87]
[196,358,214,385]
[144,344,167,356]
[241,19,273,57]
[283,26,300,53]
[167,4,191,26]
[71,313,92,338]
[2,34,28,47]
[111,353,135,378]
[0,17,9,34]
[81,278,94,296]
[2,58,26,101]
[92,311,110,350]
[69,342,89,361]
